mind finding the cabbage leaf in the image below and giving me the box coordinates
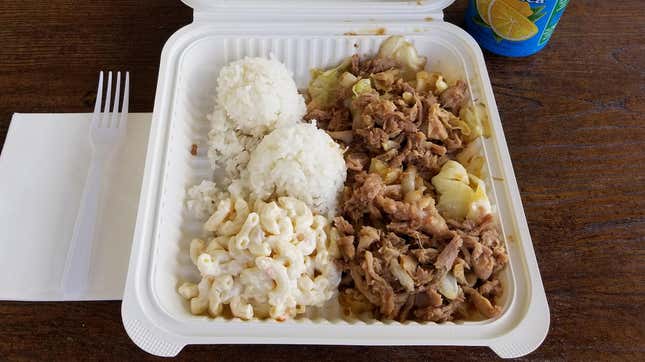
[467,174,492,221]
[414,71,448,95]
[377,36,427,81]
[456,138,485,178]
[352,78,373,98]
[459,102,491,142]
[307,58,351,110]
[438,272,460,300]
[431,160,491,221]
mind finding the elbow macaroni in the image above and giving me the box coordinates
[180,196,340,321]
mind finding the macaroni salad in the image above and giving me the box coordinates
[179,196,341,320]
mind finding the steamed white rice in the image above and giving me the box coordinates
[207,56,306,183]
[186,180,227,221]
[216,56,306,136]
[193,57,345,220]
[206,105,262,181]
[244,123,347,215]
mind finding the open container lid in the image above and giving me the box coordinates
[182,0,456,20]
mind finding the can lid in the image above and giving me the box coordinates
[182,0,456,20]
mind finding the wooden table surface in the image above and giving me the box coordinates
[1,0,643,360]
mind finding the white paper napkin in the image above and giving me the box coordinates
[0,113,152,301]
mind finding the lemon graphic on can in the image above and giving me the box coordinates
[467,0,570,56]
[475,0,538,41]
[476,0,493,24]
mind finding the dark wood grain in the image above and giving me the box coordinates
[1,0,644,360]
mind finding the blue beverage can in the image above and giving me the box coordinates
[464,0,569,57]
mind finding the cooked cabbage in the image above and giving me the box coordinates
[431,160,469,189]
[446,112,472,138]
[459,102,491,142]
[377,36,427,81]
[467,174,492,221]
[339,71,359,89]
[431,161,471,220]
[389,258,415,292]
[431,160,491,221]
[434,180,473,221]
[372,69,400,91]
[456,138,485,178]
[308,58,351,110]
[414,71,448,95]
[438,272,460,300]
[369,158,400,185]
[352,78,373,98]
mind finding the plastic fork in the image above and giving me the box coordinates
[61,71,130,298]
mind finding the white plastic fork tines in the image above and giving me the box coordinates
[61,71,130,299]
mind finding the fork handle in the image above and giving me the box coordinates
[61,155,108,299]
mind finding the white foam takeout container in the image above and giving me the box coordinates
[121,0,550,357]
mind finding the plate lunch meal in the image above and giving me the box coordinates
[122,2,549,357]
